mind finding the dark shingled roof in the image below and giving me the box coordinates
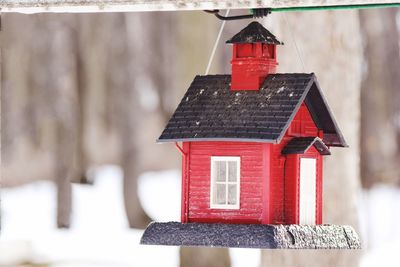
[282,137,331,155]
[226,21,283,45]
[158,73,347,147]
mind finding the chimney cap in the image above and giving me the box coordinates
[226,21,283,45]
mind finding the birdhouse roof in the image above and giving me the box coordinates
[158,73,347,147]
[226,21,283,45]
[282,137,331,155]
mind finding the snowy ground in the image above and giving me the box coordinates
[1,165,399,267]
[358,185,400,267]
[0,166,259,267]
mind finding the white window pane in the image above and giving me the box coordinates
[214,161,226,182]
[228,161,237,182]
[215,184,226,204]
[212,162,219,183]
[228,184,237,205]
[210,157,240,209]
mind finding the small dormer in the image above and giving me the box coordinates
[226,22,283,91]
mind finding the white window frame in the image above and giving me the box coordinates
[210,156,241,209]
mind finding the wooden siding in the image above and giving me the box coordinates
[270,103,323,224]
[287,103,319,137]
[181,102,324,225]
[283,154,299,224]
[261,143,271,224]
[181,142,190,223]
[186,141,266,224]
[269,136,291,223]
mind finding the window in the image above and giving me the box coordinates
[210,156,240,209]
[262,44,275,59]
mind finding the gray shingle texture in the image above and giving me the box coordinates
[226,21,283,45]
[282,137,331,155]
[158,73,346,147]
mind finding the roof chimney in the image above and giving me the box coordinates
[226,22,283,91]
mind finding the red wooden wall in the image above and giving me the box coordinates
[180,103,324,225]
[231,43,277,90]
[182,141,270,224]
[283,154,299,224]
[268,103,320,223]
[288,103,319,137]
[283,146,323,224]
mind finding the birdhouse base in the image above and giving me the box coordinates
[140,221,360,249]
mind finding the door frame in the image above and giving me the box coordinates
[298,156,317,225]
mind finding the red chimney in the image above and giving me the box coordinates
[226,22,283,91]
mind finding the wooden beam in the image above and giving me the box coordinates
[1,0,399,14]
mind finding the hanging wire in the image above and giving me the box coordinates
[204,8,270,21]
[271,3,400,12]
[205,9,230,75]
[201,2,400,73]
[283,13,307,72]
[204,3,400,21]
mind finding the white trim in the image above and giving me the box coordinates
[299,158,317,225]
[210,156,240,210]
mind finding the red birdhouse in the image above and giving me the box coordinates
[141,22,360,249]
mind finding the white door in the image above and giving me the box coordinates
[299,158,317,225]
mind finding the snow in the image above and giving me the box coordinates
[0,166,179,267]
[1,165,399,266]
[0,166,260,267]
[359,185,400,267]
[138,169,181,222]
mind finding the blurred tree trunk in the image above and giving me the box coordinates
[116,13,151,229]
[359,8,400,188]
[261,10,362,266]
[46,15,79,228]
[2,13,80,228]
[147,12,179,122]
[62,12,163,228]
[2,13,155,229]
[72,23,89,185]
[180,247,230,267]
[33,14,80,228]
[175,11,232,267]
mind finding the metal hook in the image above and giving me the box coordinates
[204,8,271,21]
